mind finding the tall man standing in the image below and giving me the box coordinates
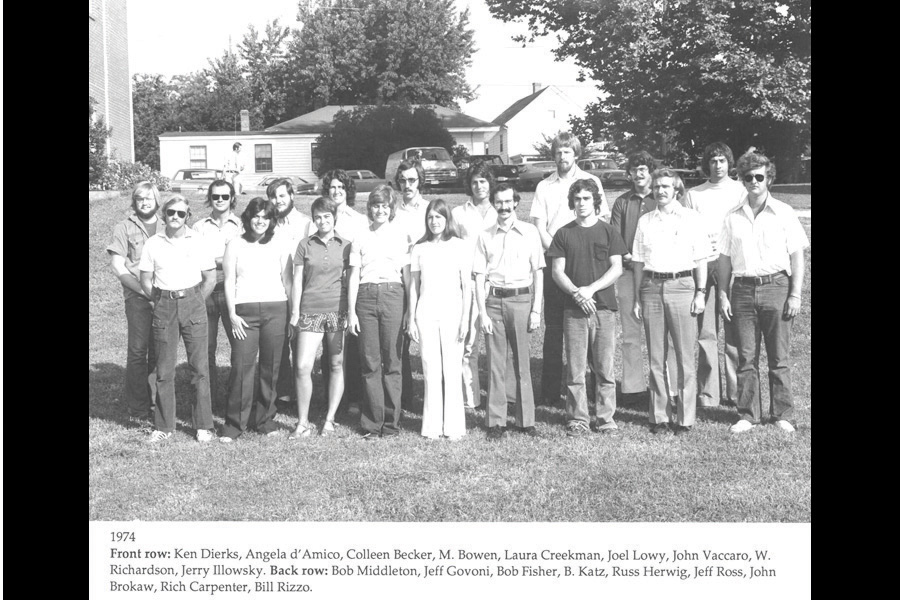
[549,179,626,436]
[719,153,809,434]
[474,183,545,440]
[223,142,245,195]
[139,196,218,442]
[193,180,243,405]
[106,181,161,425]
[530,132,609,405]
[632,170,710,435]
[681,142,745,407]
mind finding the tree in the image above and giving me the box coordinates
[90,96,111,184]
[314,104,457,177]
[132,74,175,170]
[285,0,476,113]
[239,20,293,128]
[485,0,811,181]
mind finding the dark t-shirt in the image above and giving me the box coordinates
[547,220,627,311]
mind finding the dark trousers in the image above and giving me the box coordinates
[732,274,795,423]
[205,286,235,405]
[540,261,565,402]
[485,293,535,428]
[150,286,213,433]
[356,282,404,436]
[222,301,287,438]
[696,260,738,406]
[123,288,157,418]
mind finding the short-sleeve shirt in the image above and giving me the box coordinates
[294,232,351,314]
[395,196,428,246]
[530,167,610,239]
[106,214,158,280]
[138,228,216,291]
[682,178,746,262]
[631,203,711,273]
[547,220,627,311]
[273,208,313,256]
[349,221,411,284]
[192,213,243,283]
[719,194,809,277]
[473,218,545,288]
[335,204,370,244]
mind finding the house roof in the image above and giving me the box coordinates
[492,87,549,125]
[265,105,498,133]
[159,130,280,138]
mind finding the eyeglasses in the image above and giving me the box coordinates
[400,178,418,185]
[166,209,187,218]
[211,194,231,201]
[743,174,766,183]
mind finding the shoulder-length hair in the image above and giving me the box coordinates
[131,181,160,212]
[416,199,460,244]
[240,197,278,244]
[321,169,357,206]
[367,184,397,222]
[205,179,237,209]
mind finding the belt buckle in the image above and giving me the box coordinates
[169,289,186,299]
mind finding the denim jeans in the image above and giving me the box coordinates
[640,276,698,427]
[485,293,535,428]
[696,260,738,406]
[541,260,565,402]
[123,288,157,418]
[356,282,405,436]
[222,301,287,438]
[563,308,617,426]
[731,273,794,423]
[150,286,213,433]
[205,286,235,405]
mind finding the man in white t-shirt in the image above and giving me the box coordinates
[681,142,746,408]
[223,142,245,194]
[529,132,609,405]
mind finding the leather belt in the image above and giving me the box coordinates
[734,271,787,285]
[645,270,692,280]
[158,283,201,299]
[489,286,530,298]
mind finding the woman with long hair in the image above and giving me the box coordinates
[408,199,471,440]
[220,197,294,442]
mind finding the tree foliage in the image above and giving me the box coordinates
[485,0,811,180]
[90,96,111,184]
[314,104,457,177]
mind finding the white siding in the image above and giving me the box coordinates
[505,88,586,158]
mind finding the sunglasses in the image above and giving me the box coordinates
[166,209,187,218]
[211,194,231,201]
[743,174,766,183]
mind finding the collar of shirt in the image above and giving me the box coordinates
[198,213,242,229]
[399,195,425,211]
[626,189,653,202]
[128,214,155,236]
[546,165,588,185]
[309,231,347,246]
[737,193,788,220]
[648,202,688,221]
[156,227,198,244]
[489,216,524,236]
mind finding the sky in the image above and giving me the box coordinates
[126,0,601,122]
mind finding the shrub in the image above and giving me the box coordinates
[89,159,172,192]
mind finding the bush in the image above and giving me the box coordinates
[89,158,171,192]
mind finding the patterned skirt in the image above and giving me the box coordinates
[296,311,348,333]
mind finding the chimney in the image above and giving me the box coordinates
[532,82,542,94]
[240,109,250,132]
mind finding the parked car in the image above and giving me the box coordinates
[516,160,557,191]
[344,169,392,193]
[671,168,706,188]
[169,168,223,195]
[577,158,620,179]
[599,170,632,189]
[242,174,317,197]
[384,147,459,190]
[453,154,521,186]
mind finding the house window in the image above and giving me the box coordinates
[311,143,321,175]
[255,144,273,172]
[189,146,207,168]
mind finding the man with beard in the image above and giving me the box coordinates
[268,178,313,407]
[107,181,162,426]
[530,132,608,406]
[193,179,243,405]
[681,142,745,408]
[474,183,545,440]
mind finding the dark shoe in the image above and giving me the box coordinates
[487,425,506,440]
[517,426,538,437]
[566,421,591,437]
[650,423,669,435]
[674,425,692,436]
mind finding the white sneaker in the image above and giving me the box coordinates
[219,436,235,444]
[148,430,172,443]
[196,429,214,442]
[729,419,755,434]
[775,420,796,433]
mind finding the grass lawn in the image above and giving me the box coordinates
[89,188,811,522]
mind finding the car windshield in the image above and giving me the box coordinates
[408,148,451,161]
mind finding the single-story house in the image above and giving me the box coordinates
[159,105,500,183]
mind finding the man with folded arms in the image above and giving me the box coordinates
[718,152,809,434]
[632,170,711,436]
[549,179,626,437]
[474,183,545,440]
[139,196,217,442]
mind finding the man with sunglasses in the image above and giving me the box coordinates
[194,180,243,405]
[718,153,808,434]
[139,196,218,443]
[681,143,745,408]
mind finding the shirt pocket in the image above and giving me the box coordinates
[127,234,146,261]
[593,243,609,262]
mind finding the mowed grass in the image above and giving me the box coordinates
[89,188,811,522]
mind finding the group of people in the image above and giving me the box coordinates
[106,133,808,444]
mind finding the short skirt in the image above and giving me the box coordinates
[296,311,348,333]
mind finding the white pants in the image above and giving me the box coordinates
[419,316,466,439]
